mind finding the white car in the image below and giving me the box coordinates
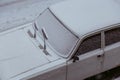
[0,0,120,80]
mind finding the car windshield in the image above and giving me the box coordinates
[35,9,78,57]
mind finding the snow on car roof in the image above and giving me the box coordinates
[49,0,120,37]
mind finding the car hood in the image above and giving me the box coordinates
[0,28,50,80]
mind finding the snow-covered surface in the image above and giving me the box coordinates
[0,22,61,80]
[0,28,50,80]
[10,59,66,80]
[0,1,66,79]
[0,0,64,32]
[50,0,120,37]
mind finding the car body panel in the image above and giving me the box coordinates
[103,42,120,71]
[67,49,104,80]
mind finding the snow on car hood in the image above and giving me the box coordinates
[0,29,50,80]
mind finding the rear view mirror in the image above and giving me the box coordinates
[73,56,79,63]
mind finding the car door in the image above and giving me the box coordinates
[67,33,104,80]
[103,26,120,71]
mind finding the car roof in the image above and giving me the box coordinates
[49,0,120,38]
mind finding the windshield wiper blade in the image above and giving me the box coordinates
[41,28,49,55]
[33,22,39,38]
[27,23,38,38]
[27,30,34,38]
[27,23,44,49]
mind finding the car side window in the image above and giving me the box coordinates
[105,26,120,46]
[76,34,101,56]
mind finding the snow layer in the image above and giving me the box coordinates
[0,0,64,32]
[50,0,120,37]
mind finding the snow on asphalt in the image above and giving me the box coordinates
[0,0,64,32]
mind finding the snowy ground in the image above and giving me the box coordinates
[0,0,64,32]
[0,0,119,33]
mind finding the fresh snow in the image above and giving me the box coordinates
[0,0,64,32]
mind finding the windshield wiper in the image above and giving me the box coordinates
[27,23,43,49]
[41,28,49,55]
[33,23,38,38]
[27,23,38,38]
[28,23,49,55]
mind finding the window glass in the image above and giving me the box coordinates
[76,34,101,55]
[105,26,120,46]
[36,9,78,57]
